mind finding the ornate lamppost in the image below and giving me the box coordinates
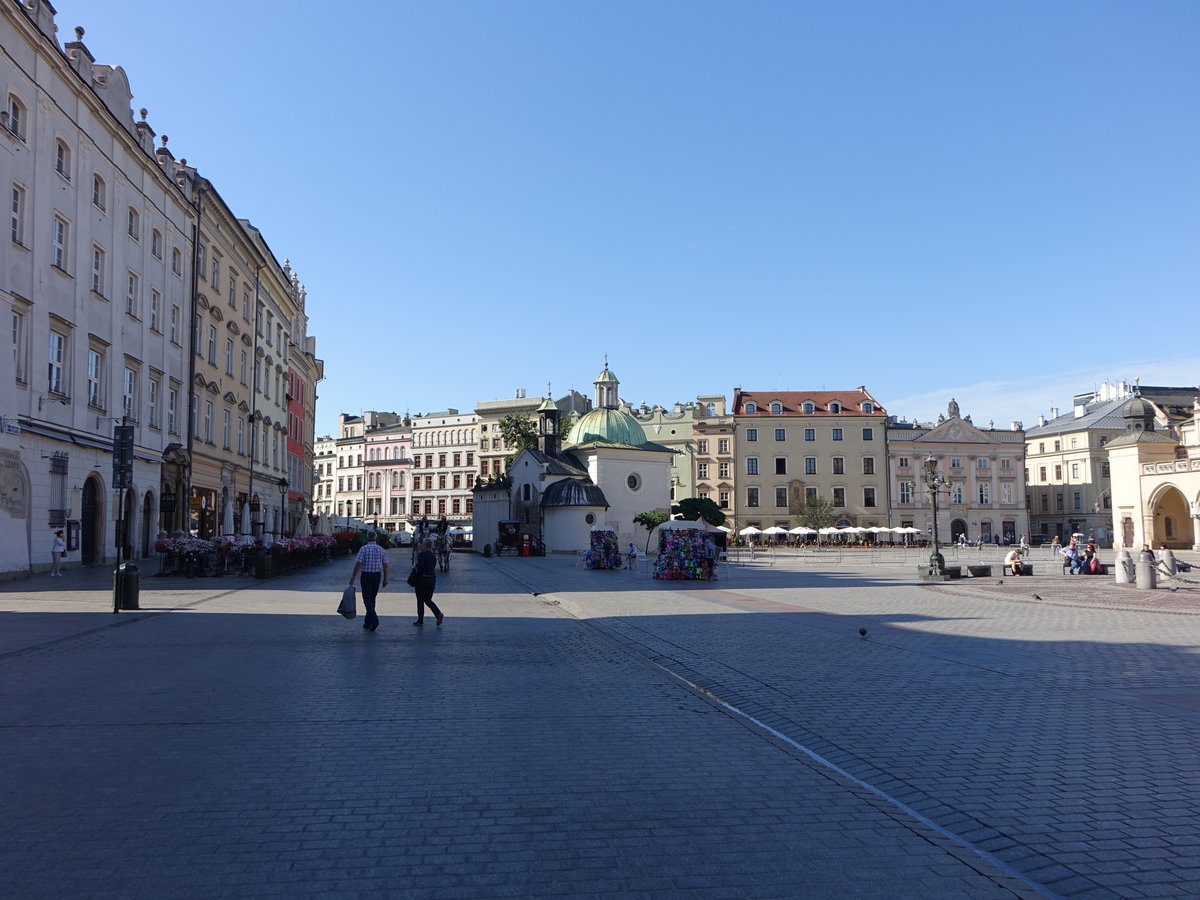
[924,455,949,576]
[278,478,289,536]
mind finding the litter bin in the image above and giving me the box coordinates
[112,562,140,611]
[255,551,273,579]
[520,539,530,557]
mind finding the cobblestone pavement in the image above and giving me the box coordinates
[1,549,1196,898]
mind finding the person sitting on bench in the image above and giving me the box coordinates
[1004,547,1024,576]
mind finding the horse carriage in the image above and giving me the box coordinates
[411,518,453,573]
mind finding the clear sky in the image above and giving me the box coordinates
[50,0,1199,433]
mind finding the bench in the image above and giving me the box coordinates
[1062,561,1108,575]
[967,565,993,578]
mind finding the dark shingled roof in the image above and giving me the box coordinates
[540,478,608,508]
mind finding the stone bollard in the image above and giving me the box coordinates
[1161,548,1178,576]
[1136,550,1157,590]
[1115,548,1134,584]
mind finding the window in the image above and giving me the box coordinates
[770,401,782,414]
[950,457,962,469]
[127,207,140,241]
[1056,493,1064,511]
[6,94,26,139]
[832,487,845,507]
[125,271,140,317]
[832,457,844,475]
[52,216,69,270]
[1073,491,1082,510]
[864,487,876,507]
[48,331,66,394]
[222,409,231,449]
[719,461,729,478]
[203,401,213,443]
[804,428,815,441]
[172,247,182,276]
[211,254,220,286]
[122,367,137,420]
[746,428,758,442]
[829,402,841,414]
[240,350,248,385]
[146,290,160,333]
[977,457,989,469]
[1040,495,1049,512]
[228,273,237,308]
[151,229,162,259]
[1071,462,1080,479]
[1038,466,1046,481]
[1053,440,1061,452]
[832,428,843,441]
[225,339,234,376]
[774,428,785,441]
[862,401,874,414]
[1001,483,1013,504]
[978,482,990,504]
[951,483,964,504]
[803,402,815,414]
[170,305,181,344]
[1070,437,1078,449]
[697,463,709,479]
[207,325,217,365]
[805,486,818,500]
[718,438,729,454]
[10,183,26,245]
[705,402,716,416]
[696,439,708,454]
[86,349,103,407]
[775,458,787,475]
[776,487,788,507]
[805,457,817,475]
[746,487,759,507]
[1102,462,1110,478]
[899,482,913,504]
[11,306,28,382]
[167,387,178,434]
[55,140,71,179]
[745,402,757,414]
[862,457,875,475]
[243,288,251,322]
[746,457,758,475]
[91,245,105,294]
[1054,464,1062,480]
[862,427,873,441]
[719,490,729,508]
[148,377,160,428]
[1000,458,1012,469]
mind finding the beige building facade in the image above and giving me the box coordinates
[410,410,478,524]
[692,394,736,521]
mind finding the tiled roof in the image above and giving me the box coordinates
[732,388,886,416]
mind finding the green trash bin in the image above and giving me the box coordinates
[112,562,140,610]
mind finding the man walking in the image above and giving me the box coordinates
[349,532,388,632]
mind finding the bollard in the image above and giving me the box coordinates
[1161,548,1178,576]
[112,561,141,611]
[1135,550,1157,590]
[1115,549,1134,584]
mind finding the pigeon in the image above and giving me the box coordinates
[1167,585,1179,593]
[858,628,868,640]
[1032,594,1042,601]
[996,579,1004,585]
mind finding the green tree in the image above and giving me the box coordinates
[794,494,838,531]
[497,414,538,454]
[672,497,726,527]
[633,510,669,553]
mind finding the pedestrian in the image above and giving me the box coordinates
[410,539,444,627]
[1019,534,1030,555]
[1063,541,1083,575]
[50,529,66,576]
[703,535,718,580]
[1004,547,1024,576]
[1050,535,1061,556]
[348,531,388,632]
[625,542,638,570]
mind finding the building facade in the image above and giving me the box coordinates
[631,401,695,503]
[888,400,1028,544]
[692,394,736,523]
[364,419,411,533]
[732,388,889,531]
[409,410,478,524]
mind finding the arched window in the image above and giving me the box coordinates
[829,402,841,414]
[92,174,106,210]
[705,402,716,417]
[151,229,162,258]
[5,94,26,139]
[745,402,757,414]
[172,247,182,276]
[55,139,71,179]
[127,207,140,240]
[861,401,874,413]
[770,401,782,415]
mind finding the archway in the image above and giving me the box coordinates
[1151,485,1190,549]
[141,490,156,558]
[950,518,968,543]
[80,477,103,565]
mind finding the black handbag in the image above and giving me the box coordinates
[406,568,419,588]
[337,585,357,619]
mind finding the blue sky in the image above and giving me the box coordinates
[53,0,1199,433]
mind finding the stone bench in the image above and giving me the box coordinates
[967,565,993,578]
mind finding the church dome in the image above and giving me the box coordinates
[567,407,647,447]
[541,478,607,508]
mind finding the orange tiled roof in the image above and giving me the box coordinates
[732,389,886,416]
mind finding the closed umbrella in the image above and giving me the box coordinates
[222,499,235,537]
[294,512,311,538]
[240,502,252,540]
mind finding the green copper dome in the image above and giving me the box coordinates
[594,366,619,384]
[566,407,647,447]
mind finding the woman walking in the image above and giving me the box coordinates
[411,539,444,627]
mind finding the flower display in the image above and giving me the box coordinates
[653,528,707,580]
[584,530,621,569]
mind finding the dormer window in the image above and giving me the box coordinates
[770,401,783,414]
[829,401,841,414]
[803,402,815,414]
[861,401,873,413]
[745,402,757,414]
[705,402,716,417]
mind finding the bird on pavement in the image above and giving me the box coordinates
[1032,594,1042,600]
[996,579,1004,585]
[1167,585,1179,592]
[858,628,868,640]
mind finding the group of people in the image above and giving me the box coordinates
[1056,536,1103,575]
[348,532,444,633]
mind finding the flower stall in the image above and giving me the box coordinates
[583,529,621,569]
[653,526,710,580]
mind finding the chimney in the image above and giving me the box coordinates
[1038,415,1046,427]
[1050,407,1059,419]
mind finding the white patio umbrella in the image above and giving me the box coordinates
[789,526,816,535]
[762,526,789,535]
[294,512,311,538]
[222,499,235,537]
[448,527,468,535]
[239,502,252,539]
[738,526,763,536]
[817,527,840,535]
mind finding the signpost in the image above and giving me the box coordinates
[111,424,135,612]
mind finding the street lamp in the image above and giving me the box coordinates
[924,455,949,576]
[278,478,289,536]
